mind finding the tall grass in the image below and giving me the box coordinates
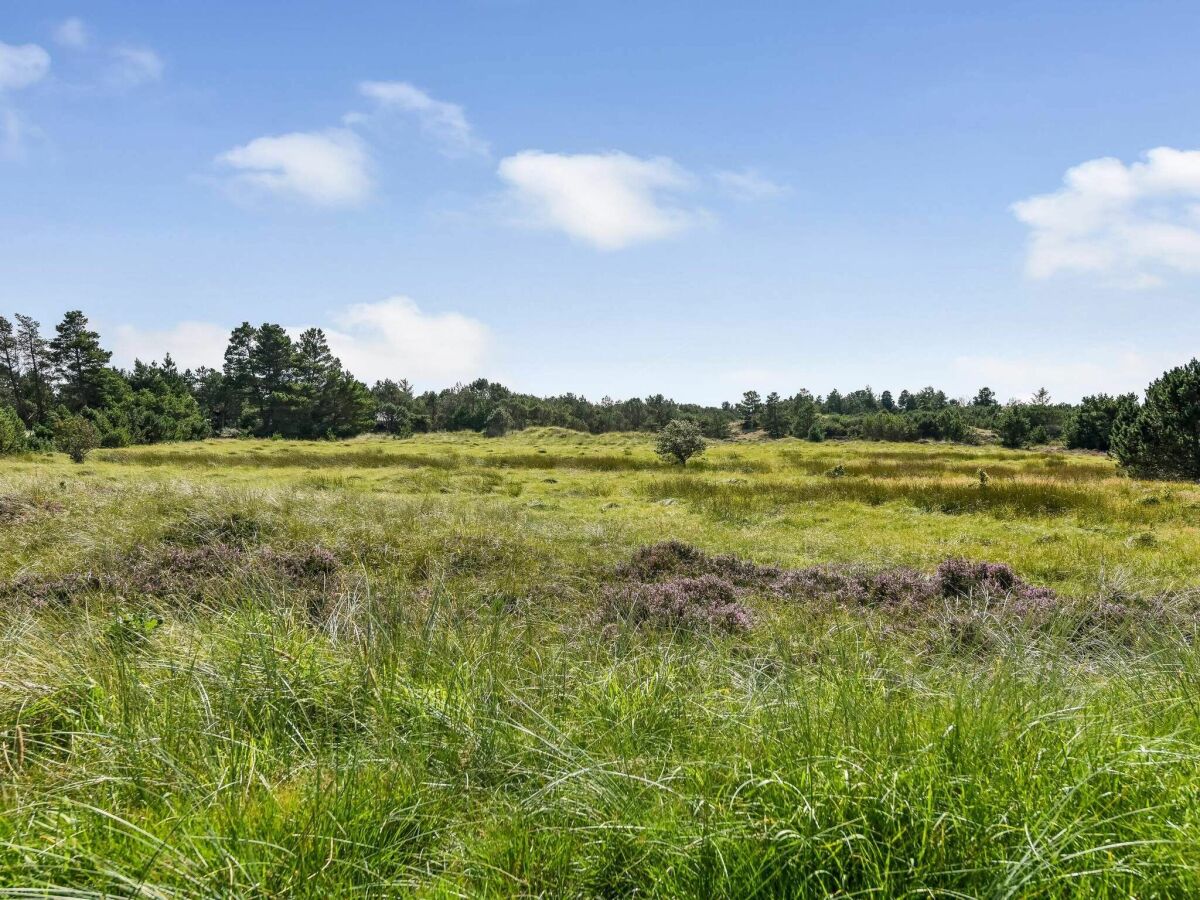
[1,432,1199,895]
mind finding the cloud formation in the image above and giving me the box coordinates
[112,298,490,387]
[714,167,788,200]
[498,150,700,250]
[107,46,164,88]
[324,296,490,384]
[1013,147,1200,287]
[54,18,88,49]
[357,80,487,158]
[0,41,50,91]
[216,128,371,206]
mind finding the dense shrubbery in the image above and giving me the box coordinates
[1111,360,1200,480]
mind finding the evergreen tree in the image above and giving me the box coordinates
[1065,393,1138,452]
[738,390,763,431]
[997,405,1031,449]
[0,317,27,423]
[221,323,257,430]
[248,323,296,435]
[14,315,52,425]
[1111,360,1200,479]
[50,310,113,412]
[763,391,786,438]
[972,386,997,407]
[879,390,895,412]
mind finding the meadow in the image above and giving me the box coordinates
[2,429,1199,897]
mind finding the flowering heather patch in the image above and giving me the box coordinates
[616,542,1060,617]
[597,573,753,635]
[0,543,341,607]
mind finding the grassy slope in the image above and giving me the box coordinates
[1,430,1198,897]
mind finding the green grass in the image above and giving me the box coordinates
[1,430,1199,896]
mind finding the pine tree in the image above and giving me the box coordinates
[14,315,52,425]
[738,390,763,431]
[763,391,786,438]
[50,310,113,412]
[0,316,27,423]
[221,323,257,430]
[249,324,297,435]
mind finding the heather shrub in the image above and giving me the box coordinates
[597,574,753,635]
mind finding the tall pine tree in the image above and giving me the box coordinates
[50,310,113,412]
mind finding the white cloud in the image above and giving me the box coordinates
[54,18,88,49]
[714,167,788,200]
[497,150,701,250]
[1013,147,1200,286]
[953,349,1175,401]
[0,41,50,91]
[112,299,490,386]
[356,80,487,158]
[111,321,231,371]
[323,296,490,384]
[216,128,371,206]
[107,45,163,88]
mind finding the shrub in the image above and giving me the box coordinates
[0,405,27,455]
[53,414,101,463]
[484,407,513,438]
[1065,393,1138,452]
[654,420,707,466]
[996,406,1031,449]
[806,422,825,443]
[1111,360,1200,479]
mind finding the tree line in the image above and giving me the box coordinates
[0,308,1195,480]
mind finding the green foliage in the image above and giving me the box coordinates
[997,406,1031,449]
[1066,393,1139,452]
[1111,359,1200,479]
[655,418,707,465]
[53,413,101,462]
[484,406,514,438]
[762,391,786,438]
[49,310,112,412]
[806,421,825,442]
[0,405,27,454]
[737,390,762,431]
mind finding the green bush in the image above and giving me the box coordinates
[0,405,28,455]
[53,414,101,463]
[655,419,707,465]
[1111,359,1200,479]
[997,406,1031,449]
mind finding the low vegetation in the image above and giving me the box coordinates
[1,431,1199,895]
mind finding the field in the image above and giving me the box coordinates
[2,429,1199,897]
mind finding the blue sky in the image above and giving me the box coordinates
[2,1,1199,403]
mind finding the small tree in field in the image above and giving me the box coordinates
[655,419,706,466]
[54,414,101,463]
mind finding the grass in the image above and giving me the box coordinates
[1,429,1199,896]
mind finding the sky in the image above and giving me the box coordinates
[2,0,1199,404]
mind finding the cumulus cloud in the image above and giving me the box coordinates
[498,150,701,250]
[216,128,371,207]
[356,80,487,158]
[323,296,489,384]
[54,18,88,49]
[111,321,231,372]
[1013,147,1200,286]
[107,45,163,88]
[0,41,50,91]
[714,167,788,200]
[112,298,490,386]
